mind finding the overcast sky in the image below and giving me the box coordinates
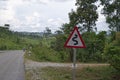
[0,0,108,33]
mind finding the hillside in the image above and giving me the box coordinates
[0,26,41,50]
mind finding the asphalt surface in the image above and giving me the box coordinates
[0,50,25,80]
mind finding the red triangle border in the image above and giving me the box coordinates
[64,26,86,48]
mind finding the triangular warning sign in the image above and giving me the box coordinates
[64,26,86,48]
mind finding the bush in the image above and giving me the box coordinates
[104,32,120,73]
[25,45,62,62]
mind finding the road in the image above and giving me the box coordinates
[0,50,25,80]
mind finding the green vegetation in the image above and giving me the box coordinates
[101,0,120,32]
[69,0,98,32]
[0,26,41,50]
[41,66,112,80]
[24,36,69,62]
[26,66,120,80]
[0,26,20,50]
[25,45,60,62]
[104,32,120,71]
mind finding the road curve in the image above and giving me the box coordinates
[0,50,25,80]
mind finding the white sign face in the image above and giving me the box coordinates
[67,30,83,46]
[64,26,86,48]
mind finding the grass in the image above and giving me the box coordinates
[25,66,117,80]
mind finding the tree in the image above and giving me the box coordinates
[68,0,98,32]
[100,0,120,72]
[76,31,107,62]
[60,0,99,62]
[60,23,71,34]
[104,40,120,71]
[44,27,52,37]
[50,34,70,62]
[101,0,120,32]
[55,30,63,35]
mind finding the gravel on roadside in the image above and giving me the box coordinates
[25,59,109,80]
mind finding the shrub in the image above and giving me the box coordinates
[104,32,120,72]
[26,45,61,62]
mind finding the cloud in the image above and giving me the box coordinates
[0,0,30,24]
[24,12,42,28]
[0,0,47,32]
[96,21,109,31]
[23,0,49,4]
[0,6,15,25]
[51,0,71,2]
[0,0,25,26]
[47,18,65,31]
[0,0,8,1]
[10,11,47,32]
[0,1,6,10]
[23,0,72,4]
[48,18,64,26]
[0,0,76,32]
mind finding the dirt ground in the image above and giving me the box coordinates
[25,60,109,80]
[25,59,109,69]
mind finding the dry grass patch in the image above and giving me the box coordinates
[25,65,116,80]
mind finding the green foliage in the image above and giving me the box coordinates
[77,31,107,62]
[0,26,42,50]
[57,0,107,62]
[0,26,19,50]
[51,34,66,51]
[116,32,120,41]
[44,27,52,37]
[104,32,120,71]
[61,23,71,34]
[50,34,74,62]
[24,34,70,62]
[101,0,120,32]
[104,45,120,71]
[25,44,69,62]
[68,0,98,32]
[49,30,107,63]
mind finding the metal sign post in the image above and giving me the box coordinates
[64,26,86,80]
[72,48,76,80]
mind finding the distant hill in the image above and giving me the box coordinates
[14,32,44,38]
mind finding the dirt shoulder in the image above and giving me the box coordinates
[24,59,110,80]
[25,59,109,69]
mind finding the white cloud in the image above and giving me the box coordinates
[0,5,15,26]
[23,0,71,4]
[50,0,71,2]
[96,21,109,32]
[33,12,41,17]
[0,0,108,32]
[24,0,50,4]
[47,18,65,32]
[0,0,28,25]
[48,18,64,26]
[95,5,109,31]
[0,1,7,10]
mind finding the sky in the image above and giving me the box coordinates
[0,0,108,33]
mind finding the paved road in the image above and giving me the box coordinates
[0,50,25,80]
